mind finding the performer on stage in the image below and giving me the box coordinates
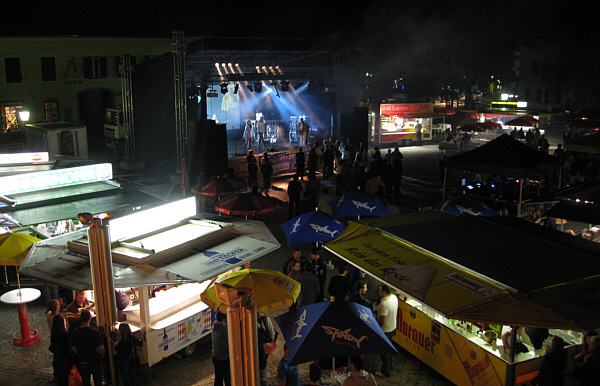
[298,117,308,147]
[243,119,254,150]
[257,116,266,148]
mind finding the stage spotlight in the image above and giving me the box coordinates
[280,81,289,91]
[220,83,228,94]
[247,83,253,92]
[254,82,262,93]
[234,84,239,94]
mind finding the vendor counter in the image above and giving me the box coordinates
[400,299,581,386]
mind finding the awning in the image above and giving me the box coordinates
[325,212,600,330]
[4,190,162,226]
[545,199,600,224]
[20,216,279,290]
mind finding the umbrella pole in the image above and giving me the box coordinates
[16,266,22,292]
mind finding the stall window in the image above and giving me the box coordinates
[1,102,24,132]
[41,57,57,82]
[114,55,137,77]
[83,56,108,79]
[44,100,59,122]
[4,58,23,83]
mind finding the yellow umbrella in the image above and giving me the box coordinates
[0,232,41,266]
[201,269,301,314]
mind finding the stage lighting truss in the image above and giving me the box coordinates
[220,83,228,94]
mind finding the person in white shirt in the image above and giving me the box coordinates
[376,284,398,378]
[257,116,266,148]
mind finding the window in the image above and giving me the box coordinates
[41,57,57,81]
[1,102,24,132]
[83,56,108,79]
[44,100,59,122]
[4,58,22,83]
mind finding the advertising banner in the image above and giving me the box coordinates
[228,149,303,177]
[380,104,433,117]
[395,301,506,386]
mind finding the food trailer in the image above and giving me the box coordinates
[325,212,600,386]
[375,103,444,145]
[19,197,280,367]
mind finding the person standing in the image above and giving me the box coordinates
[377,285,398,378]
[282,248,309,277]
[257,312,277,386]
[247,150,258,190]
[257,116,266,148]
[295,261,321,308]
[277,344,301,386]
[532,336,566,386]
[243,120,254,150]
[414,120,422,145]
[50,314,72,386]
[310,247,327,302]
[212,312,231,386]
[307,147,318,179]
[328,263,353,302]
[47,298,62,331]
[70,310,105,386]
[297,118,308,147]
[350,280,371,309]
[287,175,303,219]
[115,322,141,386]
[66,290,95,332]
[322,145,335,179]
[261,152,274,195]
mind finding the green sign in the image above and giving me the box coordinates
[0,163,113,195]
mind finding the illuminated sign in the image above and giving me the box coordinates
[0,152,49,165]
[380,103,433,116]
[0,163,113,195]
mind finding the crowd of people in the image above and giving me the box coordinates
[46,290,140,386]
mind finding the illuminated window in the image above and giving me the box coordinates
[1,102,24,132]
[44,100,59,122]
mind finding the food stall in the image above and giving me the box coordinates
[19,197,280,367]
[0,162,162,238]
[375,103,437,145]
[325,211,600,386]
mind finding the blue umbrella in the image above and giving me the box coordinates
[432,195,493,216]
[274,301,398,366]
[280,211,346,246]
[328,190,391,219]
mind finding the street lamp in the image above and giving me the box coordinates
[19,110,30,122]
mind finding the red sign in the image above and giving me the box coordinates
[380,104,433,117]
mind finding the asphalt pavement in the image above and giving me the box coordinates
[0,143,454,385]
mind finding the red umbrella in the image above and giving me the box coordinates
[215,192,276,216]
[191,176,246,197]
[434,107,455,116]
[457,123,487,132]
[478,121,502,130]
[506,116,539,127]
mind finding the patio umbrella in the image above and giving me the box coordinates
[432,195,493,216]
[215,192,276,217]
[506,116,539,127]
[274,301,398,366]
[328,190,391,219]
[191,176,247,197]
[280,211,346,246]
[0,232,41,288]
[200,269,301,314]
[456,123,487,132]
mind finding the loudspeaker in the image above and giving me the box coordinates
[340,107,368,150]
[189,119,228,183]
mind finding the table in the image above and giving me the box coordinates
[0,288,41,346]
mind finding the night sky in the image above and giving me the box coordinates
[4,0,599,107]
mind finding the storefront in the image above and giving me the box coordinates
[325,212,600,385]
[20,197,280,366]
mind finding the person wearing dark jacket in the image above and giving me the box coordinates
[533,335,566,386]
[328,263,353,302]
[50,314,72,386]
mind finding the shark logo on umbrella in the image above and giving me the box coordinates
[309,224,339,238]
[292,309,308,340]
[351,200,377,213]
[289,217,302,235]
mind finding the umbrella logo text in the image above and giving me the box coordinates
[203,248,249,265]
[292,310,307,340]
[321,326,368,349]
[455,205,482,216]
[351,200,376,213]
[358,308,374,324]
[309,224,339,238]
